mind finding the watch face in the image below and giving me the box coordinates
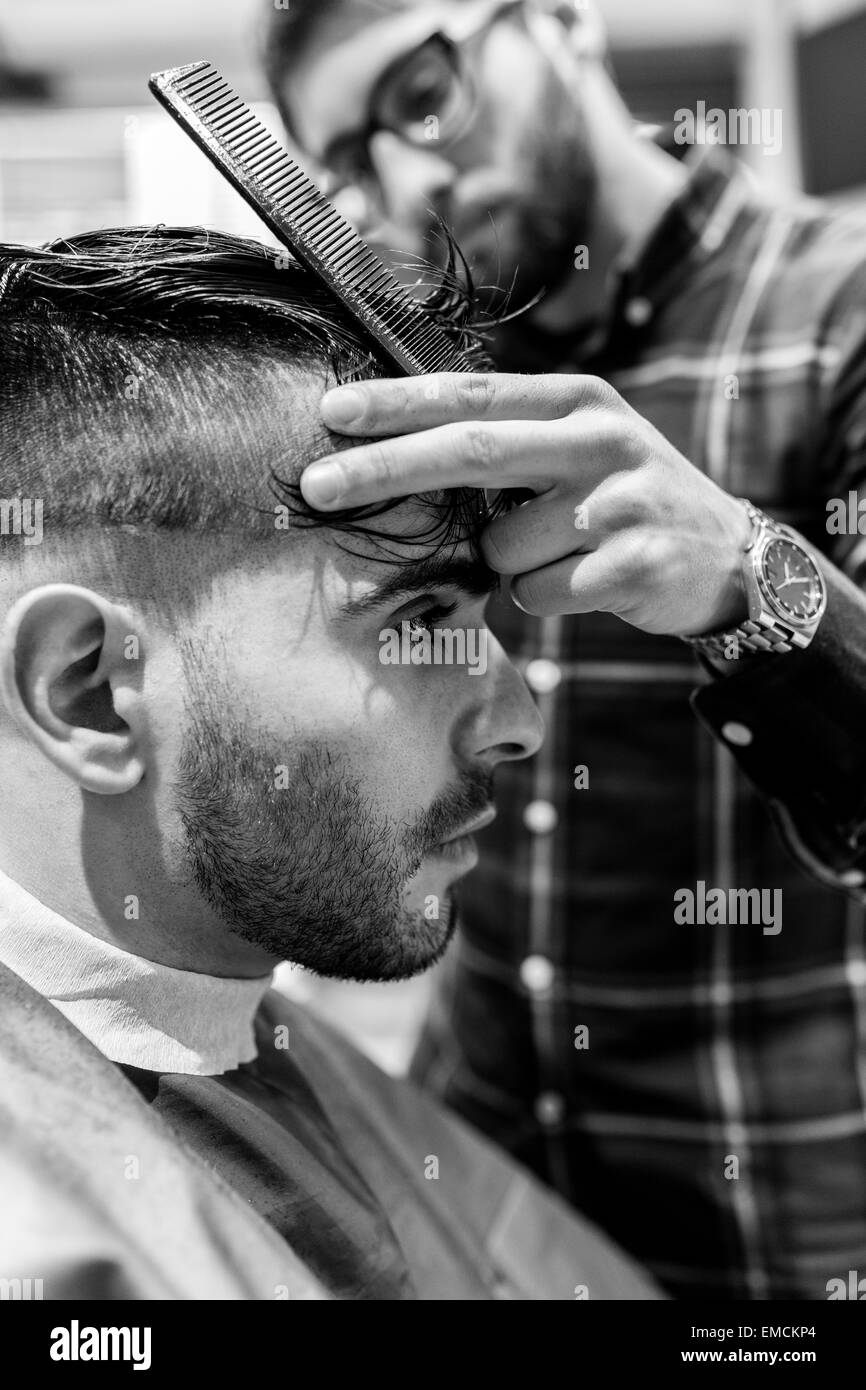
[762,537,825,622]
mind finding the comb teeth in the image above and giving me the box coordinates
[149,61,477,377]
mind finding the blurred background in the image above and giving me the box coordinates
[1,0,864,1071]
[2,0,866,251]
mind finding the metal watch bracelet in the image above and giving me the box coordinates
[682,500,820,658]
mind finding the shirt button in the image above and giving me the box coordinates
[524,658,562,694]
[624,296,653,327]
[519,954,555,994]
[523,800,558,835]
[848,959,866,987]
[535,1091,566,1127]
[721,721,753,747]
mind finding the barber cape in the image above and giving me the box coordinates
[0,889,661,1300]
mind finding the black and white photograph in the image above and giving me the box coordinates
[0,0,865,1351]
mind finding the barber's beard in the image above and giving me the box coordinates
[172,692,491,981]
[471,79,596,329]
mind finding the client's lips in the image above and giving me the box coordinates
[434,806,497,848]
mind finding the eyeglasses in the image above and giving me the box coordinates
[318,0,526,203]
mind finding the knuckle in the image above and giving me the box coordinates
[594,413,643,466]
[640,530,672,572]
[604,530,640,584]
[591,410,618,447]
[365,441,399,493]
[460,423,498,473]
[584,374,616,409]
[595,475,645,529]
[620,528,665,581]
[623,424,648,465]
[455,372,497,415]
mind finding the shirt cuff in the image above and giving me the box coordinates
[689,562,866,889]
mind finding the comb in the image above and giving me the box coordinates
[149,61,476,376]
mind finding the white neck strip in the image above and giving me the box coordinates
[0,868,272,1075]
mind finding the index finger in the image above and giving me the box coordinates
[319,371,613,437]
[300,418,581,510]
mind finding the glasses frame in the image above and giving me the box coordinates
[318,0,526,201]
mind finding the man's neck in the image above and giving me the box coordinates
[0,866,273,1074]
[0,779,277,980]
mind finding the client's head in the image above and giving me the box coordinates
[0,227,542,981]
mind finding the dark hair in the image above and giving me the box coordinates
[262,0,351,135]
[0,225,497,581]
[263,2,482,141]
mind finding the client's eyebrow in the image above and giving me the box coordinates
[338,555,498,619]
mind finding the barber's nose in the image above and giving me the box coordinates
[366,129,454,242]
[457,634,545,769]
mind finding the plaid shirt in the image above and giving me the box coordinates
[411,144,866,1301]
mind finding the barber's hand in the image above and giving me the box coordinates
[304,373,752,637]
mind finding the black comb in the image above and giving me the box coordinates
[149,61,476,376]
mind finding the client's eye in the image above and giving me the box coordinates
[404,599,459,635]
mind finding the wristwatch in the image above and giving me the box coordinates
[683,499,827,658]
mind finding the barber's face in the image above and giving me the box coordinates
[170,462,543,982]
[285,0,594,311]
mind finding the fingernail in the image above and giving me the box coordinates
[303,464,342,507]
[322,388,363,428]
[509,579,529,614]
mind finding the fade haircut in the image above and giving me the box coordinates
[0,225,493,616]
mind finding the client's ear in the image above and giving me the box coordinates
[0,583,146,794]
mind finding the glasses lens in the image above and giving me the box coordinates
[375,35,472,146]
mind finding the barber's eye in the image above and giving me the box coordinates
[404,600,458,635]
[383,43,460,131]
[398,68,453,119]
